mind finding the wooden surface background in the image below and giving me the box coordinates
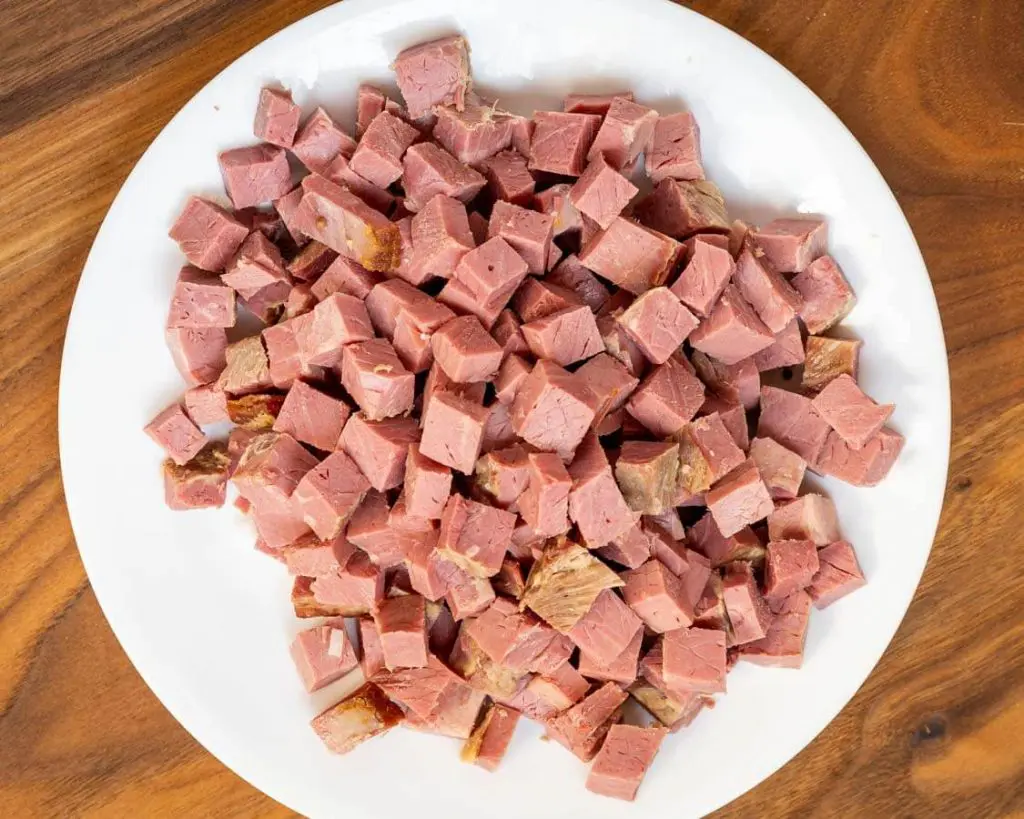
[1,0,1022,816]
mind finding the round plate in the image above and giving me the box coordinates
[59,0,950,816]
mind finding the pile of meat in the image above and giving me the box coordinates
[145,34,901,801]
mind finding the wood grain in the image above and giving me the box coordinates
[0,0,1021,815]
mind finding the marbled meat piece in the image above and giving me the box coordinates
[767,493,840,546]
[614,441,680,515]
[586,724,666,802]
[545,681,628,762]
[748,436,806,500]
[617,287,699,365]
[808,540,866,608]
[461,702,520,772]
[802,335,862,392]
[310,682,404,754]
[437,492,515,578]
[169,196,249,272]
[339,414,419,492]
[528,111,602,176]
[792,255,856,333]
[634,179,729,240]
[646,111,704,183]
[290,619,359,692]
[163,442,231,510]
[750,217,827,274]
[393,35,472,118]
[579,217,682,295]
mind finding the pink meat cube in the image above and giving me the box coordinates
[511,360,596,455]
[586,724,666,802]
[237,277,289,323]
[739,589,812,668]
[445,565,497,620]
[402,141,486,212]
[750,218,827,274]
[422,362,486,422]
[688,513,763,569]
[512,278,584,323]
[216,336,271,396]
[752,318,805,372]
[480,150,536,206]
[792,255,856,333]
[488,201,554,275]
[311,257,380,302]
[408,679,488,739]
[579,217,683,295]
[634,179,729,240]
[454,237,530,310]
[393,35,471,118]
[733,247,804,334]
[689,285,774,365]
[168,266,236,329]
[706,459,773,537]
[567,434,636,547]
[669,235,735,318]
[145,403,207,466]
[811,373,895,450]
[808,540,866,608]
[408,194,475,283]
[339,414,419,492]
[481,398,516,455]
[273,380,350,452]
[622,559,695,633]
[358,617,386,677]
[528,111,602,176]
[183,384,229,425]
[438,277,505,329]
[662,627,727,695]
[758,385,832,464]
[293,451,370,540]
[474,444,530,508]
[431,316,503,383]
[393,296,458,374]
[310,682,403,754]
[534,183,583,237]
[404,444,453,519]
[701,396,749,452]
[169,196,249,272]
[323,154,396,214]
[587,96,658,170]
[569,155,639,230]
[420,390,490,474]
[349,111,420,188]
[364,278,429,338]
[262,321,321,390]
[374,594,428,670]
[464,703,520,772]
[614,441,680,515]
[748,437,807,500]
[221,231,288,299]
[437,493,516,578]
[692,351,759,410]
[577,627,643,685]
[356,84,388,139]
[281,534,354,578]
[576,352,640,430]
[494,354,531,405]
[290,620,359,692]
[294,292,374,367]
[254,87,301,148]
[274,187,308,246]
[518,452,572,537]
[646,111,704,184]
[340,339,416,421]
[218,144,292,209]
[617,287,699,365]
[803,335,862,392]
[346,492,405,568]
[815,427,904,486]
[721,562,772,645]
[626,355,705,438]
[312,551,385,614]
[283,283,318,320]
[764,539,820,600]
[521,305,604,367]
[232,431,319,507]
[767,493,840,547]
[547,255,610,312]
[292,107,357,173]
[468,210,489,246]
[596,523,652,570]
[545,682,628,761]
[432,93,518,165]
[405,536,450,602]
[563,91,633,115]
[681,411,747,488]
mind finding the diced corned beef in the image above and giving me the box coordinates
[272,380,349,452]
[403,444,452,519]
[444,567,496,620]
[290,619,359,692]
[512,277,585,323]
[146,403,207,466]
[345,491,404,568]
[421,390,489,478]
[239,279,289,324]
[545,682,628,762]
[492,557,526,600]
[283,283,317,320]
[437,276,504,329]
[645,508,686,542]
[422,362,486,424]
[222,231,289,299]
[426,600,459,656]
[437,493,515,578]
[596,313,648,378]
[792,255,856,333]
[451,245,529,328]
[218,144,292,210]
[520,305,604,367]
[534,183,583,238]
[579,217,682,295]
[662,627,726,695]
[322,153,397,215]
[689,284,774,365]
[183,383,229,426]
[757,385,832,464]
[518,452,572,537]
[274,187,309,247]
[811,373,895,450]
[372,654,464,718]
[312,550,385,613]
[487,200,554,275]
[808,540,866,608]
[407,678,488,739]
[511,360,595,455]
[628,676,707,732]
[691,573,729,633]
[358,617,387,677]
[547,255,610,312]
[587,96,658,170]
[465,599,557,673]
[688,512,764,569]
[617,287,698,365]
[339,340,412,421]
[225,392,288,432]
[433,94,517,165]
[356,84,388,138]
[393,35,471,118]
[448,627,527,699]
[767,493,840,546]
[622,559,695,633]
[576,353,640,430]
[349,110,420,188]
[803,335,861,392]
[408,194,475,283]
[679,550,712,611]
[677,412,746,494]
[568,434,636,547]
[753,318,805,372]
[701,395,749,452]
[281,533,354,578]
[162,442,231,510]
[646,111,704,184]
[292,574,349,617]
[764,539,819,600]
[669,236,735,318]
[474,444,530,508]
[402,140,487,212]
[634,179,729,240]
[750,218,827,274]
[816,426,904,486]
[168,266,236,329]
[733,247,804,334]
[339,414,419,492]
[586,723,666,802]
[392,296,458,374]
[577,626,643,685]
[293,292,374,368]
[596,523,652,570]
[563,91,634,115]
[253,87,301,148]
[293,450,370,540]
[169,196,249,272]
[292,107,357,173]
[739,588,813,668]
[706,459,773,538]
[721,561,772,645]
[263,320,321,390]
[614,441,679,515]
[569,155,639,230]
[217,336,271,396]
[494,354,531,405]
[626,355,705,438]
[374,594,429,669]
[691,351,759,411]
[311,682,404,754]
[462,702,520,771]
[480,150,535,206]
[430,316,503,383]
[364,278,428,339]
[468,211,489,246]
[528,111,602,176]
[404,534,449,601]
[748,437,806,500]
[312,256,382,302]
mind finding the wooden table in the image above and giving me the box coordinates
[2,0,1022,815]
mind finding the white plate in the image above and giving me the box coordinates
[59,0,950,816]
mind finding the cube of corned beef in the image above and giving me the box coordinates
[688,512,764,568]
[669,235,735,318]
[701,395,749,452]
[544,681,628,762]
[219,144,293,210]
[340,339,415,421]
[748,436,807,500]
[689,284,774,365]
[432,93,517,165]
[254,87,301,148]
[615,441,680,515]
[646,111,704,184]
[183,383,229,426]
[407,194,475,283]
[280,533,355,578]
[481,400,517,454]
[512,277,584,324]
[402,142,486,212]
[511,360,596,455]
[262,320,320,390]
[462,702,520,772]
[358,617,387,677]
[646,524,691,576]
[808,540,866,608]
[577,626,643,685]
[453,237,529,311]
[626,355,705,438]
[373,594,428,669]
[733,246,804,334]
[680,550,712,611]
[662,626,727,695]
[356,84,388,138]
[283,283,317,321]
[677,412,747,494]
[474,444,530,508]
[272,380,349,452]
[405,537,450,601]
[567,434,636,547]
[622,559,695,633]
[617,287,699,365]
[479,150,535,206]
[803,335,861,392]
[345,491,402,567]
[758,385,832,464]
[437,277,504,329]
[217,336,271,396]
[706,459,774,538]
[586,723,666,802]
[274,187,309,247]
[292,450,370,540]
[339,413,419,492]
[464,598,556,672]
[792,255,856,333]
[587,97,658,169]
[311,550,385,613]
[240,279,291,326]
[520,305,604,367]
[494,354,531,405]
[311,682,404,755]
[444,565,496,620]
[232,431,319,508]
[392,35,471,118]
[290,619,359,692]
[816,426,904,486]
[576,352,640,430]
[635,179,729,241]
[251,486,314,549]
[146,402,208,466]
[422,361,486,422]
[294,292,374,367]
[811,373,895,450]
[764,539,819,601]
[348,110,419,189]
[312,256,383,302]
[292,107,357,174]
[751,217,827,274]
[437,493,515,578]
[431,315,503,383]
[467,210,490,245]
[488,201,554,275]
[323,154,396,215]
[408,677,488,739]
[691,350,759,411]
[645,508,685,542]
[547,255,610,312]
[298,174,401,273]
[628,677,707,732]
[767,493,840,546]
[529,111,602,177]
[291,574,344,618]
[392,297,457,374]
[221,231,289,299]
[563,91,634,115]
[372,653,465,718]
[518,452,572,537]
[169,196,249,272]
[596,523,652,570]
[534,183,583,237]
[162,442,231,510]
[739,588,812,668]
[403,444,453,520]
[721,561,772,645]
[420,390,490,474]
[364,278,429,339]
[569,155,639,230]
[168,266,236,329]
[752,318,805,372]
[580,217,683,296]
[492,557,526,600]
